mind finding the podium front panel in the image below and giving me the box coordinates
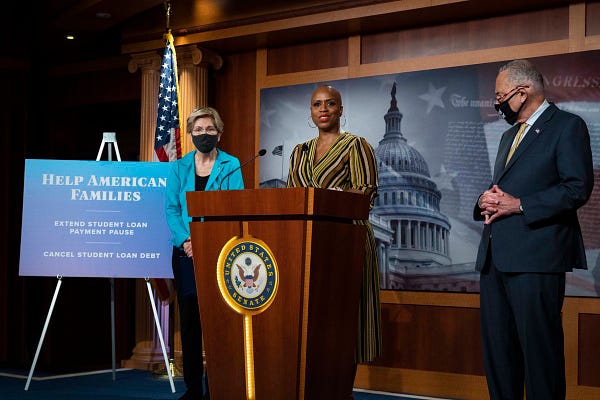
[190,220,247,398]
[188,188,368,400]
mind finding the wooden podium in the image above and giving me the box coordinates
[186,187,369,400]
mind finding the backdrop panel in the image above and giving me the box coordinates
[259,50,600,297]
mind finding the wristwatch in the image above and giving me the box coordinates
[519,204,523,213]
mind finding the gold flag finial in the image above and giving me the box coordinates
[164,1,172,34]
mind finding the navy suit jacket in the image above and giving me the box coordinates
[474,103,594,272]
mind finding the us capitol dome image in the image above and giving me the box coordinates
[370,83,478,292]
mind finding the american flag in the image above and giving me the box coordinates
[152,32,180,302]
[272,144,283,156]
[154,32,182,162]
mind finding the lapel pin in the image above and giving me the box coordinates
[535,128,540,134]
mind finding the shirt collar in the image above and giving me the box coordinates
[525,99,550,127]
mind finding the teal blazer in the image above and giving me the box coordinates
[166,149,244,247]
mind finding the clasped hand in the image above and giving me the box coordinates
[183,239,193,258]
[479,185,521,224]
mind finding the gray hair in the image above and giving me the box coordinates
[186,107,224,134]
[499,59,544,92]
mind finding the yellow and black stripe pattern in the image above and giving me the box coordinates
[287,133,377,203]
[287,132,382,362]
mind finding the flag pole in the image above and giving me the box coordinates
[281,146,285,181]
[148,0,181,385]
[164,0,172,34]
[163,0,183,160]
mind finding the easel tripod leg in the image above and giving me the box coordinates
[24,276,63,391]
[110,277,116,381]
[145,278,176,393]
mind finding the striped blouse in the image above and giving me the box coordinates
[287,132,382,362]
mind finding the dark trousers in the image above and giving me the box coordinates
[480,261,566,400]
[173,247,208,398]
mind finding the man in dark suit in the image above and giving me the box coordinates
[474,59,594,400]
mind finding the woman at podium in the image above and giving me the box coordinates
[287,85,382,370]
[166,107,244,400]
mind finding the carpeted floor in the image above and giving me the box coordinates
[0,368,452,400]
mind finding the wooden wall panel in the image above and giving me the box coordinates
[214,51,258,188]
[48,58,140,107]
[45,58,143,161]
[361,7,569,64]
[267,38,348,75]
[578,313,600,387]
[45,100,142,161]
[587,1,600,36]
[373,303,484,375]
[0,67,28,365]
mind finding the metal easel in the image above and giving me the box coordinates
[25,132,175,393]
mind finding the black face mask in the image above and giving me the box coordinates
[192,134,218,154]
[494,91,525,125]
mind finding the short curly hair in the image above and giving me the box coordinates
[499,59,544,92]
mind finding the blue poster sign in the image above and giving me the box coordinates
[19,159,174,278]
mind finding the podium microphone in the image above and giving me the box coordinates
[218,149,266,190]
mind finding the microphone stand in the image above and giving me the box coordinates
[219,149,266,190]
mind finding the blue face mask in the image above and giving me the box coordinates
[192,134,218,153]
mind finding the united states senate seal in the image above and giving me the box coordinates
[216,236,279,315]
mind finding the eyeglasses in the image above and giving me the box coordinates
[192,127,218,135]
[495,85,528,103]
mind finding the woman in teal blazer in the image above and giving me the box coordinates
[165,107,244,400]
